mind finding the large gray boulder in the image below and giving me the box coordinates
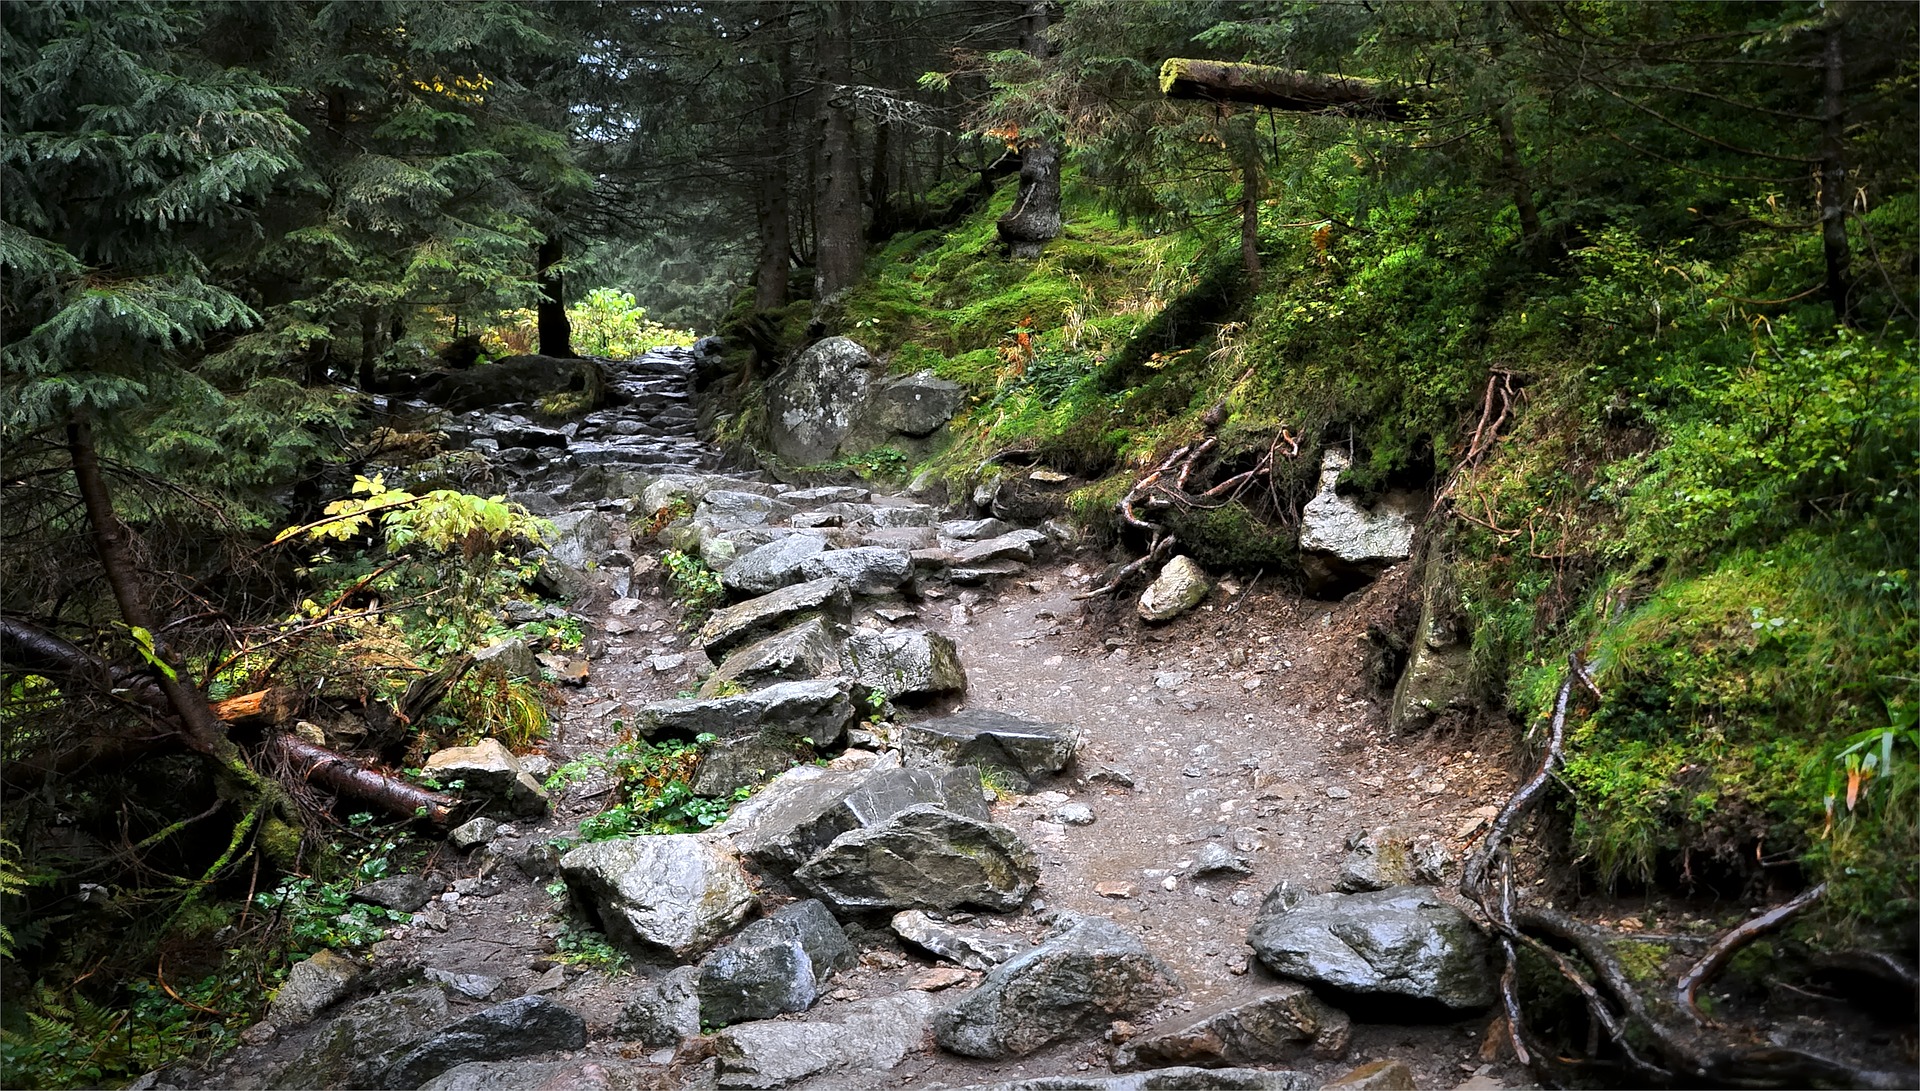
[270,986,449,1090]
[374,996,587,1090]
[722,534,831,595]
[713,760,988,876]
[900,709,1075,790]
[795,805,1038,916]
[892,909,1032,971]
[1298,450,1422,595]
[952,529,1049,567]
[713,990,945,1089]
[867,369,965,438]
[559,835,758,958]
[699,578,853,659]
[841,631,966,702]
[1111,985,1351,1070]
[700,617,846,697]
[932,914,1180,1059]
[697,899,854,1028]
[797,547,913,595]
[472,639,540,682]
[422,738,549,817]
[767,337,876,465]
[615,965,701,1048]
[1246,885,1493,1012]
[638,680,857,747]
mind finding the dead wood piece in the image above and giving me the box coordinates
[267,734,456,825]
[1159,58,1426,120]
[209,687,302,726]
[1677,882,1827,1024]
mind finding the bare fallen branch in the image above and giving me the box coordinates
[1676,882,1827,1024]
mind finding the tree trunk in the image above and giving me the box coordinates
[811,0,863,299]
[1238,144,1263,287]
[358,306,382,390]
[65,418,305,864]
[867,115,893,242]
[1495,108,1542,244]
[997,1,1062,259]
[1819,21,1854,325]
[753,5,795,311]
[1159,58,1423,120]
[537,233,575,357]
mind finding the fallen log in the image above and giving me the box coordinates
[1,615,455,824]
[1158,58,1426,120]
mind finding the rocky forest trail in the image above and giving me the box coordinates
[171,347,1535,1091]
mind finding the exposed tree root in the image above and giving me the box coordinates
[1462,654,1909,1089]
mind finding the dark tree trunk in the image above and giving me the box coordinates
[1495,109,1542,244]
[811,0,862,299]
[537,234,575,357]
[753,4,796,311]
[1819,22,1854,325]
[867,116,893,241]
[358,306,382,390]
[997,1,1061,259]
[1159,58,1422,120]
[1238,144,1262,287]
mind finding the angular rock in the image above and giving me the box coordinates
[954,1069,1315,1091]
[267,949,362,1026]
[271,986,449,1090]
[473,639,541,682]
[695,525,785,572]
[1298,450,1422,595]
[713,761,989,875]
[841,630,966,702]
[869,370,965,438]
[1112,985,1351,1070]
[424,967,503,1001]
[698,490,797,528]
[698,577,853,659]
[1191,842,1253,879]
[691,733,819,799]
[418,1059,649,1091]
[424,738,550,817]
[449,817,502,852]
[700,617,846,697]
[1336,826,1452,893]
[1324,1060,1416,1090]
[798,547,913,595]
[900,709,1075,790]
[796,805,1037,916]
[1389,564,1471,735]
[697,899,854,1027]
[643,474,775,517]
[721,535,830,595]
[376,995,587,1090]
[1247,885,1494,1012]
[638,680,857,747]
[891,909,1032,971]
[853,526,940,553]
[868,503,937,528]
[939,518,1017,542]
[616,965,701,1048]
[1138,556,1211,623]
[952,529,1049,567]
[559,834,758,958]
[767,337,877,465]
[352,874,435,913]
[932,914,1181,1059]
[713,990,945,1089]
[784,485,872,506]
[540,510,616,596]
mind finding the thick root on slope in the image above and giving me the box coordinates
[1463,655,1915,1089]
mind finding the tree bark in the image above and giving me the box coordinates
[753,4,796,311]
[65,417,306,862]
[1819,20,1854,325]
[1159,58,1423,120]
[1495,108,1543,244]
[997,1,1062,259]
[1237,139,1263,286]
[811,0,863,299]
[537,233,576,357]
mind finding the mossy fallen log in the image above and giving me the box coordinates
[1158,58,1425,120]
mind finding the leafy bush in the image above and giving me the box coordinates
[661,550,725,625]
[548,736,739,843]
[567,288,698,358]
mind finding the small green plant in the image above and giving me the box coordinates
[440,664,550,750]
[554,737,738,845]
[662,549,725,625]
[977,766,1021,802]
[553,924,630,972]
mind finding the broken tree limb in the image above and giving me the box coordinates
[266,735,456,825]
[1158,58,1427,120]
[0,614,453,824]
